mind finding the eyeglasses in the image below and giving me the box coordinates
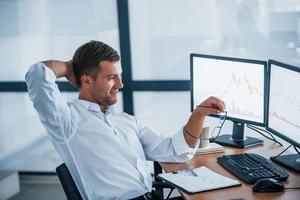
[210,111,227,141]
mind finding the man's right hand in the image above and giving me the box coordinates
[43,60,79,89]
[65,60,78,88]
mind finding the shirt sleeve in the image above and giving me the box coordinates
[136,119,199,162]
[25,62,75,143]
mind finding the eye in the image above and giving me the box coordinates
[108,76,115,80]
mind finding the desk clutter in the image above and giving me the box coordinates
[158,166,241,194]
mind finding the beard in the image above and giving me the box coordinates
[90,87,118,109]
[92,92,117,108]
[102,95,117,106]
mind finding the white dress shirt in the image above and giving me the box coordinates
[25,62,198,200]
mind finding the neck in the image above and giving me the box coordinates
[78,90,107,113]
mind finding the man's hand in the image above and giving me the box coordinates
[195,96,226,116]
[65,60,78,88]
[43,60,79,89]
[183,96,226,148]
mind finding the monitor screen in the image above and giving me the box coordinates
[191,54,266,125]
[267,60,300,148]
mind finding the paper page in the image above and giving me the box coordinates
[158,166,240,193]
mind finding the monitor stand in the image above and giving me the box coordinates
[213,122,263,148]
[271,154,300,173]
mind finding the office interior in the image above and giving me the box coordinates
[0,0,300,199]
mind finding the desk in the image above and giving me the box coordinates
[161,139,300,200]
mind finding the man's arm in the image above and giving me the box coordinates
[136,96,225,163]
[25,60,77,142]
[183,96,226,148]
[43,60,78,87]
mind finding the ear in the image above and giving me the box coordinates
[80,75,94,88]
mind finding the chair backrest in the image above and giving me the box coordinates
[56,162,174,200]
[56,163,83,200]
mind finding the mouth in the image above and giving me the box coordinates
[111,90,118,95]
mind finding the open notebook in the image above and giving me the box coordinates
[158,166,241,194]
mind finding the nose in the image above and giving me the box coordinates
[116,76,124,89]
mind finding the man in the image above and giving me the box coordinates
[26,41,225,200]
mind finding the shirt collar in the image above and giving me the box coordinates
[74,99,114,114]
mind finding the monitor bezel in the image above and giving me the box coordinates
[266,59,300,148]
[190,53,267,126]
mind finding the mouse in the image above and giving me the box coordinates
[252,178,284,193]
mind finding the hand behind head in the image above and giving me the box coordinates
[65,60,79,89]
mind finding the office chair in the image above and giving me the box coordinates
[56,163,181,200]
[56,163,82,200]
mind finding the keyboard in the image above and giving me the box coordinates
[217,153,289,184]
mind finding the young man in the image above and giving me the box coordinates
[26,41,225,200]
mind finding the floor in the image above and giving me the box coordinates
[9,175,66,200]
[10,183,67,200]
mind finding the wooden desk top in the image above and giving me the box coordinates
[161,139,300,200]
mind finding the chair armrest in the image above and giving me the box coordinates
[153,181,175,189]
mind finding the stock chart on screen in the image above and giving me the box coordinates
[268,64,300,142]
[193,57,264,123]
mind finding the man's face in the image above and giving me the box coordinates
[89,60,123,107]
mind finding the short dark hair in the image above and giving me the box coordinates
[72,41,120,87]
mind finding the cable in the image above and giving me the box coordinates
[247,124,281,145]
[250,125,277,140]
[247,124,267,132]
[247,125,280,145]
[247,124,283,146]
[249,125,277,139]
[247,125,274,141]
[293,145,300,155]
[271,144,293,160]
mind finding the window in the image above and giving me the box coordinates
[129,0,300,81]
[128,0,300,139]
[0,0,120,171]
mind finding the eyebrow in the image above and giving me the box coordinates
[106,73,122,78]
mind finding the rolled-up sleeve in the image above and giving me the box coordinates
[25,62,75,142]
[137,119,199,162]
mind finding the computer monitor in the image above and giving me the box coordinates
[267,59,300,172]
[191,54,267,148]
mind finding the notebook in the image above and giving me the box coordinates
[196,142,225,154]
[158,166,241,194]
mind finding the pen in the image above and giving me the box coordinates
[196,105,219,109]
[187,168,198,177]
